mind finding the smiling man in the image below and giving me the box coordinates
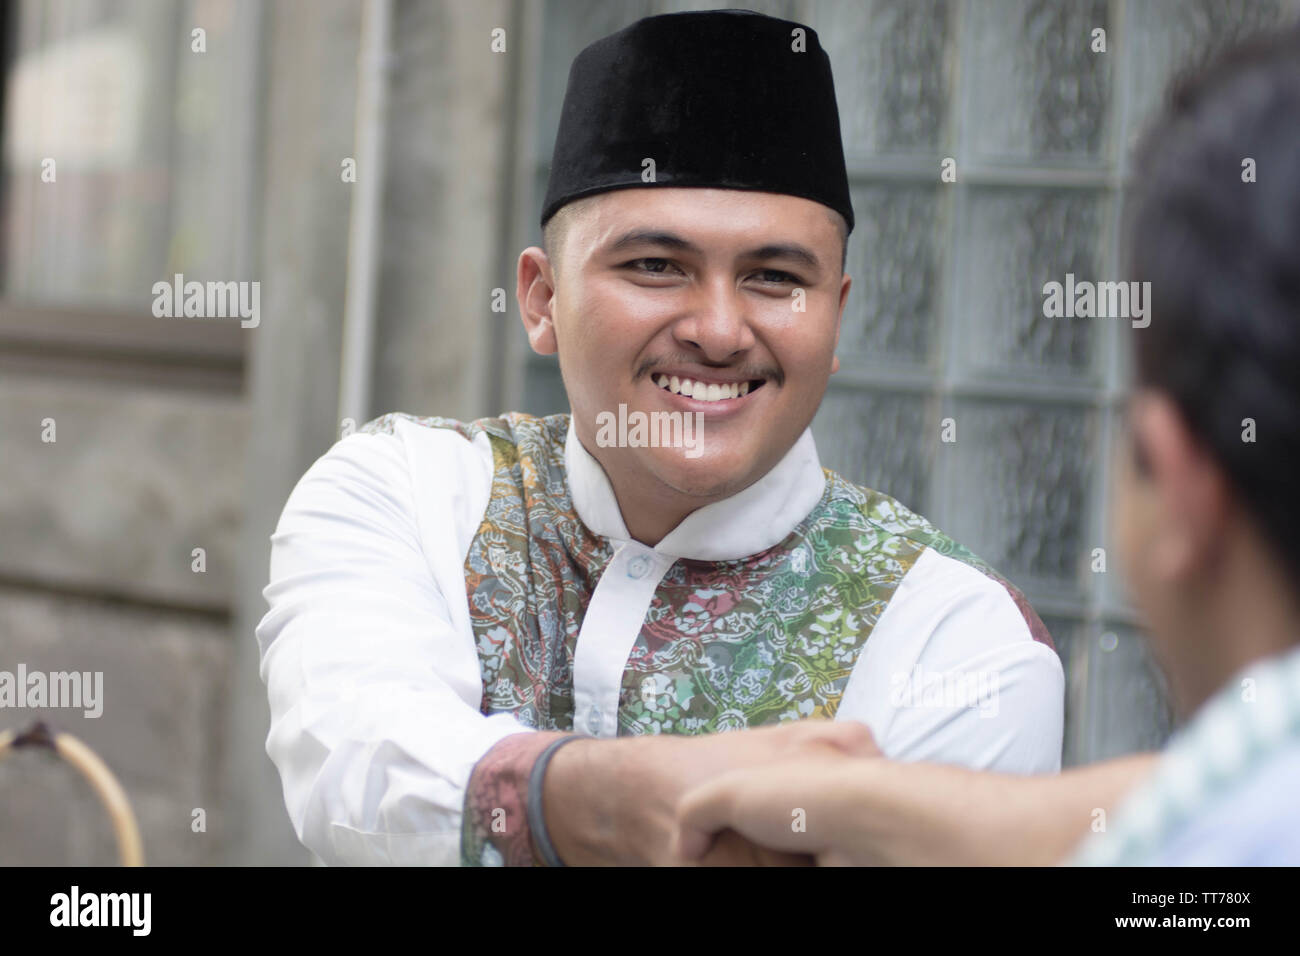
[256,8,1064,867]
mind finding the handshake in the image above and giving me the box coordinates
[537,719,887,867]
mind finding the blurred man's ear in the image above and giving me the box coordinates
[1129,391,1233,583]
[517,246,559,355]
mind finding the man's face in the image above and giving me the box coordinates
[526,187,850,505]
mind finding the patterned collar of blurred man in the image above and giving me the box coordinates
[257,8,1065,867]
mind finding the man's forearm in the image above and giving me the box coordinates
[543,736,677,865]
[828,753,1160,866]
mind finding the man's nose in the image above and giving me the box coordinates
[672,279,757,360]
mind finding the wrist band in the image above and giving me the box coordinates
[526,734,586,867]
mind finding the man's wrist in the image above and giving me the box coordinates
[526,734,587,866]
[461,731,570,866]
[541,735,623,864]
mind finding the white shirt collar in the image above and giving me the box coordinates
[564,416,827,561]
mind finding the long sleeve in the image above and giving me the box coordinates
[256,423,534,865]
[835,546,1065,774]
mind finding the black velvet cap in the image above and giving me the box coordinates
[540,9,854,233]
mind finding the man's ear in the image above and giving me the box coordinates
[830,273,850,375]
[517,246,558,355]
[1130,391,1233,582]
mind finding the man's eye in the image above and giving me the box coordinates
[754,269,798,284]
[628,258,675,274]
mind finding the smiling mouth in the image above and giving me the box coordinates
[652,374,767,403]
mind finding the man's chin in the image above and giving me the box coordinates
[640,447,759,501]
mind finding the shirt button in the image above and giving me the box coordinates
[587,707,602,735]
[627,555,651,579]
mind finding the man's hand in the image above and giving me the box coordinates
[542,719,880,865]
[674,755,869,865]
[692,827,816,866]
[676,751,1164,867]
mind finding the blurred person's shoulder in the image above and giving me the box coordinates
[1151,644,1300,866]
[1074,645,1300,866]
[1152,736,1300,866]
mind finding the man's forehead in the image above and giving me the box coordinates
[575,188,842,251]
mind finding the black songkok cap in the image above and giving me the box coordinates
[540,9,854,233]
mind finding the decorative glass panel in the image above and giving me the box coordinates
[813,387,932,514]
[1078,623,1177,761]
[841,184,944,368]
[955,187,1107,382]
[1124,0,1290,152]
[939,399,1094,596]
[964,0,1113,163]
[814,0,955,157]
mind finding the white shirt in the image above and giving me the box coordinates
[1071,642,1300,866]
[257,415,1064,865]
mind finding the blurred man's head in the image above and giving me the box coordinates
[1113,26,1300,714]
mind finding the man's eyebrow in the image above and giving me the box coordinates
[739,243,822,270]
[605,231,823,270]
[605,230,703,254]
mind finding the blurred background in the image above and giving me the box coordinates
[1,0,1296,866]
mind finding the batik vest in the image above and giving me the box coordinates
[362,411,1051,735]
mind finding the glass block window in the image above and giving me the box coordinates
[517,0,1299,764]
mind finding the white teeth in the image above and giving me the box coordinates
[654,375,755,402]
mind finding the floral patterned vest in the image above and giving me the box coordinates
[361,411,1051,735]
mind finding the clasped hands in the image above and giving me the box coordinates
[542,718,883,866]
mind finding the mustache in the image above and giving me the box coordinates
[633,355,784,387]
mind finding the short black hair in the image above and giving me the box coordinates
[1126,24,1300,588]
